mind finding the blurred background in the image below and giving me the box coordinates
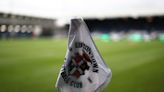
[0,0,164,92]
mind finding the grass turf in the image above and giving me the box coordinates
[0,39,164,92]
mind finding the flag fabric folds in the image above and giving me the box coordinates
[56,18,112,92]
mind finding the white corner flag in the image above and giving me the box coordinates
[56,18,112,92]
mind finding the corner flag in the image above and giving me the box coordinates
[56,18,112,92]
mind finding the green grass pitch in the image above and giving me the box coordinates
[0,39,164,92]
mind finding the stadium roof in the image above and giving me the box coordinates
[0,0,164,19]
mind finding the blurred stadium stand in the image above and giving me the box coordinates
[84,16,164,41]
[0,12,164,41]
[85,16,164,32]
[0,12,56,39]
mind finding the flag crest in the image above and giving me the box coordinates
[56,18,112,92]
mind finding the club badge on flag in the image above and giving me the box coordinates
[56,18,112,92]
